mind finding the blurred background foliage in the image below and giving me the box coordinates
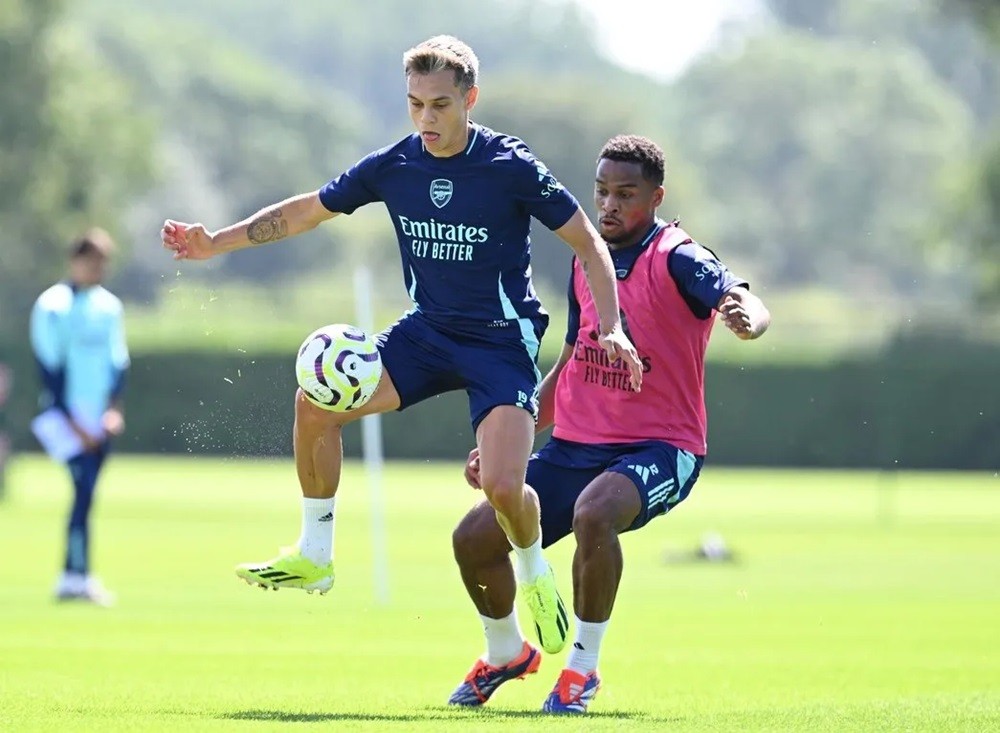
[2,0,998,357]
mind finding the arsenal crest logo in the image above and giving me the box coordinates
[430,179,453,209]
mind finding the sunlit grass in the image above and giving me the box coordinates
[1,457,997,731]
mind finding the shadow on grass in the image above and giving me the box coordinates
[221,706,680,724]
[221,710,438,723]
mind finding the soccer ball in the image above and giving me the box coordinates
[295,324,383,412]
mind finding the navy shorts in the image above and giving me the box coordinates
[375,312,544,432]
[528,437,705,548]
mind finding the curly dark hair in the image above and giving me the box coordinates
[598,135,665,186]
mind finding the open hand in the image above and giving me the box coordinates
[598,325,643,391]
[161,220,215,261]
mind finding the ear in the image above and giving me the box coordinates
[653,185,665,209]
[465,85,479,112]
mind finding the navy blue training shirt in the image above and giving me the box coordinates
[565,219,748,344]
[319,123,579,332]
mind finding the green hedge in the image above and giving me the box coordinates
[0,346,997,470]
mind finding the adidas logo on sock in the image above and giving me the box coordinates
[318,512,334,522]
[573,642,585,650]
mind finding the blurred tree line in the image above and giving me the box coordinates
[2,0,998,348]
[0,0,151,340]
[760,0,1000,302]
[951,0,1000,303]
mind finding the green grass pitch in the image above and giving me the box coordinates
[0,456,998,732]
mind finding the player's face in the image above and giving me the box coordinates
[407,70,478,158]
[69,253,108,287]
[595,159,664,247]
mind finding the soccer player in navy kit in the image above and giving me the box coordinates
[161,36,641,655]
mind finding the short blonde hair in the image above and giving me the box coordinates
[403,35,479,93]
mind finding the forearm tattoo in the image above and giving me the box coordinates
[246,208,288,245]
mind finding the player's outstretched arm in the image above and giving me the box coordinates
[554,208,643,391]
[718,286,771,341]
[161,191,338,261]
[554,209,620,333]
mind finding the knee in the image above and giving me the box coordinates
[572,498,616,544]
[453,507,508,565]
[479,471,527,517]
[452,519,486,566]
[452,521,476,562]
[295,389,346,428]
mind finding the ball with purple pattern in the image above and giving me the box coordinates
[295,324,383,412]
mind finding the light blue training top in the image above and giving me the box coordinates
[30,282,130,430]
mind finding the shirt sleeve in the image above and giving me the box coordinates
[667,243,749,319]
[508,140,579,231]
[109,301,130,400]
[109,301,130,372]
[318,151,383,214]
[110,370,127,402]
[30,299,67,412]
[565,263,581,345]
[30,299,63,371]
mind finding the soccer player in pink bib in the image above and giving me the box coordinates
[448,135,770,713]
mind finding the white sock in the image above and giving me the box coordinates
[298,497,335,565]
[480,611,525,667]
[566,617,609,675]
[56,572,86,594]
[510,534,549,584]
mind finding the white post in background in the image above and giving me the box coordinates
[353,264,389,605]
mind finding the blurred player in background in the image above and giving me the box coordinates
[160,36,642,656]
[449,135,770,713]
[30,228,129,606]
